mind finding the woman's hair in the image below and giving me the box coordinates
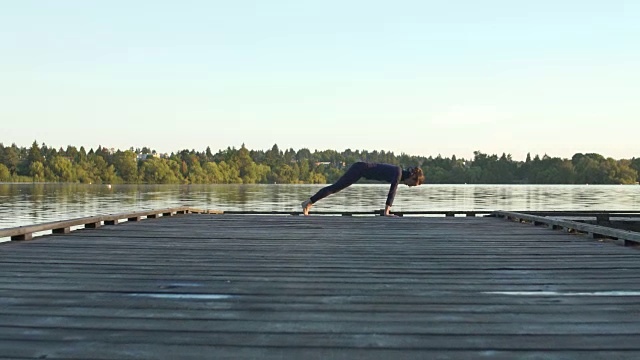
[407,167,425,185]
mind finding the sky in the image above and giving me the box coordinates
[1,0,638,161]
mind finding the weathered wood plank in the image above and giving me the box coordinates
[3,318,640,339]
[1,341,637,360]
[2,327,640,349]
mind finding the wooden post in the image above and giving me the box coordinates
[128,216,141,222]
[596,213,611,227]
[85,222,101,229]
[53,227,71,234]
[11,233,32,241]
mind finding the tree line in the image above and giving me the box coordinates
[0,141,638,185]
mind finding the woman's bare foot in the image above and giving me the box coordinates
[301,199,312,216]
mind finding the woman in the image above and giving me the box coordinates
[301,162,425,216]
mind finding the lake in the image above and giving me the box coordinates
[1,183,638,230]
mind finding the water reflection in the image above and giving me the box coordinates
[0,183,638,229]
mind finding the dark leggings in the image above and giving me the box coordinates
[310,162,367,203]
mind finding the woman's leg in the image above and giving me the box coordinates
[309,162,366,203]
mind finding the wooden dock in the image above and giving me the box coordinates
[1,213,640,359]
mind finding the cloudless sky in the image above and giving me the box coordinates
[1,0,638,160]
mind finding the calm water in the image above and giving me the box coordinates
[1,183,638,230]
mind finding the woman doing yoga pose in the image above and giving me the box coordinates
[301,162,425,216]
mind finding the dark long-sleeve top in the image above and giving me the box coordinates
[360,163,409,207]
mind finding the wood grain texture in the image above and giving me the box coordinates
[1,214,639,359]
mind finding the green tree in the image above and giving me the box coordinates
[308,171,327,184]
[531,157,575,184]
[74,162,93,183]
[606,158,637,184]
[2,145,20,175]
[65,145,80,163]
[471,151,500,183]
[205,146,214,161]
[630,158,640,183]
[167,159,185,183]
[298,159,311,182]
[217,161,241,183]
[447,156,467,184]
[29,161,45,181]
[50,156,76,182]
[236,144,268,183]
[203,162,225,183]
[113,151,139,182]
[424,165,448,183]
[79,146,87,163]
[274,164,296,183]
[2,141,638,184]
[264,144,283,171]
[27,141,44,166]
[573,153,608,184]
[187,159,207,183]
[139,158,180,183]
[0,163,10,181]
[92,155,117,183]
